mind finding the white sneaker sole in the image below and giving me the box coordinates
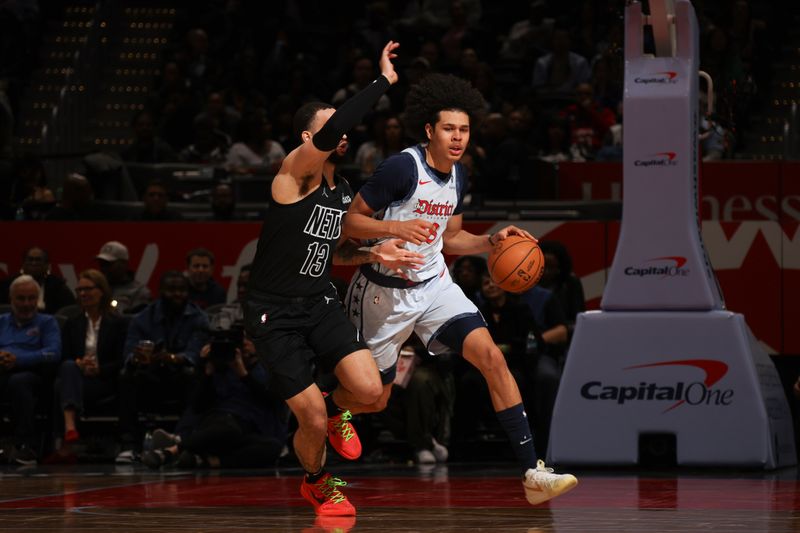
[523,474,578,505]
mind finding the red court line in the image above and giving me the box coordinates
[1,477,798,511]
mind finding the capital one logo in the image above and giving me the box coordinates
[633,71,679,84]
[624,255,690,278]
[580,359,734,413]
[634,151,678,167]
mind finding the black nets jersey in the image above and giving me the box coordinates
[248,176,354,297]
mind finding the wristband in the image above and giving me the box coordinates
[488,233,496,246]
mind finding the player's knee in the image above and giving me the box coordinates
[296,409,327,437]
[475,345,507,375]
[361,381,384,405]
[361,385,391,412]
[371,394,390,412]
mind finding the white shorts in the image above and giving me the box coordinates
[346,266,485,374]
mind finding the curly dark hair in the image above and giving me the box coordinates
[402,73,487,141]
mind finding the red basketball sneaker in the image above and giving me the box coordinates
[327,410,361,460]
[300,473,356,516]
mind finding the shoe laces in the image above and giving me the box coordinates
[317,475,349,504]
[332,411,355,442]
[531,460,560,489]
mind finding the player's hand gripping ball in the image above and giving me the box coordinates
[488,235,545,293]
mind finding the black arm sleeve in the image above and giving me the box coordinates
[312,75,391,152]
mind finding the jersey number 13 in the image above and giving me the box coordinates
[300,242,329,277]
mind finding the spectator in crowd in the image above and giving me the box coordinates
[519,280,569,456]
[50,269,127,457]
[398,0,482,36]
[332,56,392,113]
[454,273,536,443]
[179,28,215,96]
[532,26,590,96]
[5,154,55,220]
[225,110,286,175]
[194,91,241,139]
[121,110,178,164]
[500,0,555,64]
[141,333,287,470]
[178,115,230,165]
[44,173,111,221]
[537,240,586,341]
[596,101,623,162]
[133,179,184,221]
[116,270,208,462]
[331,55,392,150]
[560,82,616,161]
[0,275,61,464]
[0,246,75,315]
[208,263,250,326]
[95,240,152,313]
[399,340,453,465]
[536,114,573,163]
[589,53,623,113]
[235,264,250,303]
[451,255,487,307]
[185,248,226,309]
[207,182,236,221]
[481,112,534,198]
[354,112,407,181]
[152,62,202,152]
[439,0,482,71]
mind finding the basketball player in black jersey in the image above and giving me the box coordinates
[243,42,423,518]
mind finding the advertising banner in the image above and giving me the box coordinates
[1,219,797,354]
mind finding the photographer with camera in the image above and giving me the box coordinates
[141,321,288,470]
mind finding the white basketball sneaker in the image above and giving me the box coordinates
[523,460,578,505]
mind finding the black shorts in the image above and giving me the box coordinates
[243,285,368,400]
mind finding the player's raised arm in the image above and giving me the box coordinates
[285,41,400,179]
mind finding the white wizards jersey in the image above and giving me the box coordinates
[361,144,466,282]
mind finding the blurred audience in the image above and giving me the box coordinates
[121,110,178,164]
[133,179,184,221]
[0,246,75,315]
[95,240,152,313]
[185,247,226,309]
[532,26,590,96]
[225,110,286,175]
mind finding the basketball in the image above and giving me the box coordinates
[488,235,545,293]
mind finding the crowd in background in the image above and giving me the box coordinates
[0,0,785,220]
[0,238,584,467]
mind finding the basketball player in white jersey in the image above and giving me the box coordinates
[342,73,578,505]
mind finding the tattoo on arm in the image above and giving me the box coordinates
[333,240,372,265]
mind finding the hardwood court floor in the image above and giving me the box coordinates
[0,462,798,532]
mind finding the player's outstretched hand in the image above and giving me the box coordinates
[379,41,400,85]
[374,238,425,275]
[388,219,437,246]
[490,225,537,245]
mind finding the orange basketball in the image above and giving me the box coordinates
[488,235,545,293]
